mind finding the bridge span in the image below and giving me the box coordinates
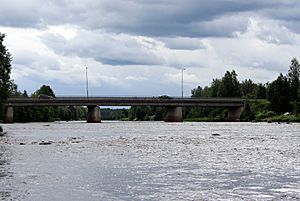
[4,97,244,123]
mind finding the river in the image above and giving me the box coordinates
[0,122,299,200]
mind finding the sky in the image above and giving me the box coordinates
[1,0,300,97]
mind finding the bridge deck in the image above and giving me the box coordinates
[6,97,244,107]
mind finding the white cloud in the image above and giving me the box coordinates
[125,76,149,81]
[47,25,79,40]
[164,72,201,85]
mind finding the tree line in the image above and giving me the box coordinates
[125,59,300,122]
[187,58,300,122]
[8,84,126,122]
[11,85,87,122]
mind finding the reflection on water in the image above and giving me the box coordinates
[0,122,299,200]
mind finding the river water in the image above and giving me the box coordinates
[0,122,299,201]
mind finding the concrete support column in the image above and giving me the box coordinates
[87,105,101,123]
[227,107,243,121]
[165,107,183,122]
[5,107,14,123]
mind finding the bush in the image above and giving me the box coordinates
[256,111,276,120]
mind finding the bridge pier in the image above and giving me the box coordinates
[227,107,243,121]
[165,107,183,122]
[87,105,101,123]
[5,107,14,123]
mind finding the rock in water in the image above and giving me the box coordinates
[0,126,7,136]
[211,133,221,136]
[39,141,52,145]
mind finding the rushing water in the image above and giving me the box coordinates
[0,121,299,201]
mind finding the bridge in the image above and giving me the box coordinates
[4,97,244,123]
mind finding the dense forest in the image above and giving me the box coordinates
[1,32,300,122]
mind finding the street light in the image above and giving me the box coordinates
[85,66,89,97]
[181,68,186,98]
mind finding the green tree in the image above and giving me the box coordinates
[287,58,300,101]
[32,85,55,97]
[191,86,203,97]
[210,78,223,97]
[240,100,255,121]
[209,71,241,98]
[0,33,12,121]
[31,85,56,122]
[129,106,148,120]
[256,83,267,99]
[221,70,241,97]
[267,74,290,113]
[241,79,257,98]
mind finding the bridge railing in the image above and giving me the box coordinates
[9,95,244,100]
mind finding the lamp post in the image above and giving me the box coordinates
[85,66,89,97]
[181,68,186,98]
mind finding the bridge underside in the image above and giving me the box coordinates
[4,105,243,123]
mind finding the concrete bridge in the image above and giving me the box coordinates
[4,97,244,123]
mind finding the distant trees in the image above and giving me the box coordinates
[0,33,13,122]
[267,74,290,113]
[240,79,256,98]
[127,106,167,121]
[126,96,170,121]
[13,85,87,122]
[101,108,125,120]
[32,85,55,97]
[192,70,242,98]
[207,70,241,98]
[287,58,300,101]
[13,85,56,122]
[188,58,300,121]
[266,58,300,114]
[57,106,86,121]
[220,70,241,97]
[189,70,243,121]
[256,83,267,99]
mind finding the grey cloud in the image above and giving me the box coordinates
[262,1,300,22]
[0,0,42,28]
[41,31,165,66]
[89,0,271,37]
[0,0,291,38]
[13,49,62,71]
[161,37,206,50]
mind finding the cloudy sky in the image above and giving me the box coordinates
[1,0,300,97]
